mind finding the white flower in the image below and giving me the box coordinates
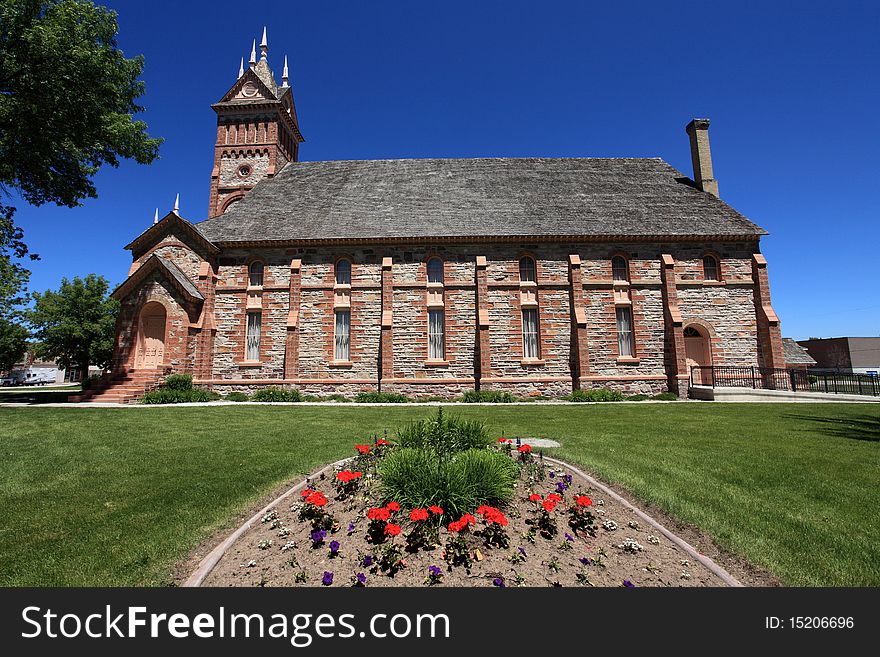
[618,538,644,553]
[602,519,618,531]
[647,535,660,545]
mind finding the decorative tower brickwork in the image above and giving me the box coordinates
[208,29,304,218]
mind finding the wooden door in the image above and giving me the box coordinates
[137,304,166,369]
[684,326,711,385]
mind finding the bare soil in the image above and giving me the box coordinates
[201,449,755,588]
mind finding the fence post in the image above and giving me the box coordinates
[858,377,863,396]
[751,367,756,389]
[823,374,828,393]
[711,367,716,388]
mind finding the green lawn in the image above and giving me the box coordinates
[0,403,877,586]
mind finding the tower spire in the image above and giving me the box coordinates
[282,55,289,87]
[260,26,268,61]
[249,39,256,68]
[173,193,179,214]
[238,57,244,79]
[153,208,159,224]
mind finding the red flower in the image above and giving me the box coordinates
[542,500,558,513]
[529,493,542,503]
[367,507,391,521]
[410,508,429,522]
[376,439,390,446]
[306,491,328,507]
[336,470,363,483]
[385,501,401,512]
[301,488,315,498]
[546,493,562,503]
[576,495,593,507]
[497,437,510,443]
[478,506,508,526]
[384,523,402,536]
[448,519,466,533]
[355,444,370,455]
[517,444,532,453]
[429,505,444,515]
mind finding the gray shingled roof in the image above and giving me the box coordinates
[782,338,817,366]
[196,157,767,243]
[111,253,204,303]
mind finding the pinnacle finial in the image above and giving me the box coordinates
[173,193,179,214]
[260,26,268,61]
[282,55,289,87]
[153,208,159,224]
[238,57,244,79]
[249,39,257,68]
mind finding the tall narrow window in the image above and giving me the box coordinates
[335,310,350,361]
[519,256,536,282]
[427,257,444,283]
[249,261,264,287]
[428,309,445,360]
[522,308,540,359]
[702,255,719,281]
[335,259,351,285]
[616,307,634,357]
[246,311,262,360]
[611,255,629,281]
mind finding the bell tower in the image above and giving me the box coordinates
[208,28,304,218]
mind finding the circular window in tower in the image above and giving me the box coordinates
[241,81,258,97]
[237,164,252,178]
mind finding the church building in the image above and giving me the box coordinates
[95,31,786,402]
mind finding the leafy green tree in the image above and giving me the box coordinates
[0,317,29,372]
[0,1,162,319]
[0,204,38,320]
[28,274,118,378]
[0,0,162,207]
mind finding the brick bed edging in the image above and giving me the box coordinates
[182,457,354,588]
[183,456,743,588]
[543,456,743,587]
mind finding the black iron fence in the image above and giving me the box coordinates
[689,366,880,397]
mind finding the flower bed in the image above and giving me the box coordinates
[202,430,727,587]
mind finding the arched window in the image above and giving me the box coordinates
[611,255,629,282]
[684,326,702,338]
[427,257,444,284]
[248,261,264,287]
[702,255,719,281]
[519,256,537,282]
[335,258,352,285]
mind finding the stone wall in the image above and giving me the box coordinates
[126,239,770,398]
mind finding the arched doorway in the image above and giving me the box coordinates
[136,302,166,369]
[684,325,712,385]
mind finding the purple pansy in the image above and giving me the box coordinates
[565,532,575,542]
[363,554,374,567]
[556,481,568,494]
[311,529,327,545]
[347,522,355,535]
[428,565,442,577]
[356,572,367,585]
[322,571,334,586]
[329,540,340,555]
[492,577,506,588]
[623,580,636,588]
[519,547,528,557]
[579,557,592,566]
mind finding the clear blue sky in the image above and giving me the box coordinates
[11,0,880,340]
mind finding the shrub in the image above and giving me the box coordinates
[625,394,650,401]
[251,387,302,402]
[379,448,518,518]
[164,373,193,391]
[141,388,219,404]
[652,392,679,401]
[224,391,250,402]
[396,408,491,453]
[565,388,625,402]
[354,391,409,404]
[459,390,517,404]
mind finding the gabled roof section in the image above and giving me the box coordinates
[214,67,280,107]
[111,254,203,304]
[125,211,219,259]
[782,338,817,366]
[111,254,204,304]
[196,157,768,243]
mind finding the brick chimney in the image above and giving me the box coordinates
[685,118,719,197]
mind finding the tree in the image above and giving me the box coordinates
[0,317,28,371]
[0,203,38,320]
[0,0,162,208]
[28,274,118,379]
